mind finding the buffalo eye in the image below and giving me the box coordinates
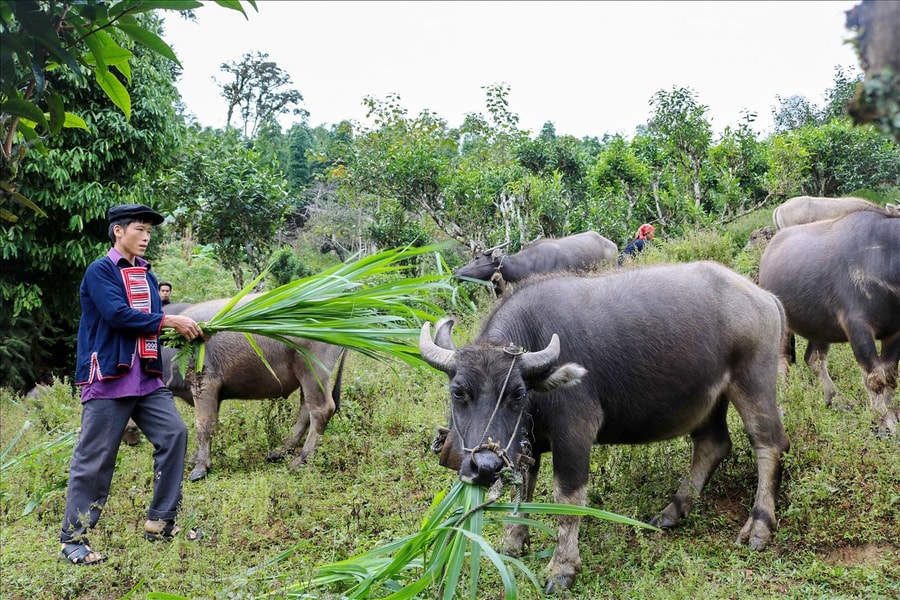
[508,387,527,407]
[450,385,468,404]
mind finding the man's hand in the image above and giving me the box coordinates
[162,314,203,341]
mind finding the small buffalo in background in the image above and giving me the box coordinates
[163,296,346,481]
[744,225,775,251]
[453,231,618,295]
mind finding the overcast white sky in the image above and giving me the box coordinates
[160,0,862,139]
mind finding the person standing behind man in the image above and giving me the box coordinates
[618,223,655,265]
[58,204,204,566]
[158,281,172,306]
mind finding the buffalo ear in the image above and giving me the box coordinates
[530,363,587,392]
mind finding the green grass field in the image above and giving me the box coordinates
[2,229,898,599]
[1,329,897,599]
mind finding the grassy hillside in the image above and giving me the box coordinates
[1,224,898,599]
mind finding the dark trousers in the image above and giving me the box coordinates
[59,387,188,544]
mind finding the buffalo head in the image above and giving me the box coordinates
[452,242,510,283]
[419,319,586,486]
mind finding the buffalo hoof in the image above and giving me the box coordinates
[876,411,899,437]
[648,514,677,529]
[545,573,576,595]
[289,455,308,472]
[735,516,772,550]
[649,504,683,529]
[266,450,285,463]
[189,465,209,482]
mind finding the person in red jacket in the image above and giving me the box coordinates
[59,204,203,566]
[618,223,655,265]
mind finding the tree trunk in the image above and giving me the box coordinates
[846,0,900,142]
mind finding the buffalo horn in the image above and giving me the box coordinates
[482,240,511,255]
[419,321,456,372]
[519,334,561,376]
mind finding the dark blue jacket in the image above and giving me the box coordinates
[618,238,648,265]
[75,253,165,384]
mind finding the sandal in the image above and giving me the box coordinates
[143,519,203,542]
[59,542,106,566]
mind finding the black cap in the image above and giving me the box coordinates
[107,204,164,225]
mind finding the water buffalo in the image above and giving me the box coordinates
[453,231,618,291]
[772,195,890,229]
[758,209,900,434]
[420,261,790,593]
[163,296,346,481]
[162,302,193,315]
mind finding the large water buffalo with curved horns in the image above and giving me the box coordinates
[453,231,618,291]
[772,195,894,229]
[758,209,900,434]
[162,296,346,481]
[420,261,790,593]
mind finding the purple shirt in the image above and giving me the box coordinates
[80,249,165,402]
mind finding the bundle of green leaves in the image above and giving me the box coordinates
[285,479,657,599]
[162,243,459,378]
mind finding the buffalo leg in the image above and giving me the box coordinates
[188,378,221,482]
[651,399,731,529]
[281,392,311,459]
[848,327,900,434]
[874,332,900,434]
[731,391,790,550]
[545,441,592,594]
[121,418,142,446]
[545,483,586,594]
[286,369,336,470]
[804,341,837,406]
[777,330,796,378]
[502,455,541,556]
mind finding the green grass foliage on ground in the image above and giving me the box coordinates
[1,218,898,599]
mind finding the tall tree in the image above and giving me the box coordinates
[646,86,713,215]
[0,0,256,220]
[152,125,291,289]
[217,50,305,137]
[846,0,900,143]
[586,135,652,244]
[0,16,183,389]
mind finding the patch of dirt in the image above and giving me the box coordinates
[820,543,898,567]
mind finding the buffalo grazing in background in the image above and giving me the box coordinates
[453,231,618,294]
[420,262,790,593]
